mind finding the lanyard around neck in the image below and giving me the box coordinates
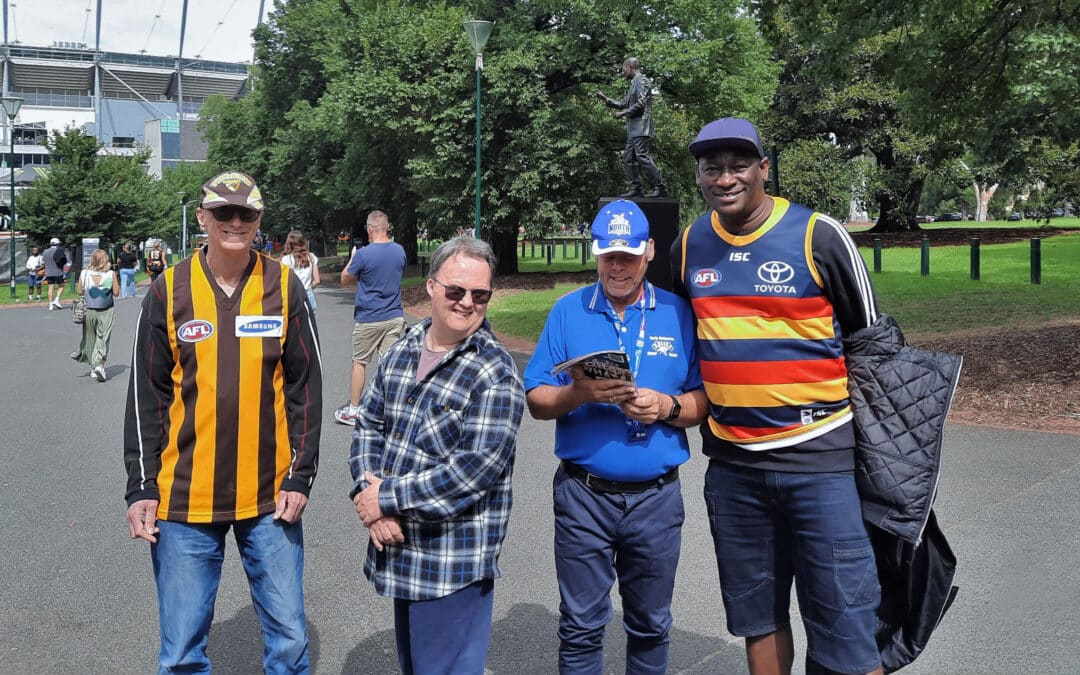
[604,287,647,380]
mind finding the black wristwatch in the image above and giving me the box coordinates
[661,395,682,422]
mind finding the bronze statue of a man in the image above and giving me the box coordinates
[595,58,666,198]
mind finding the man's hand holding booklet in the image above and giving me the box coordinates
[551,350,634,383]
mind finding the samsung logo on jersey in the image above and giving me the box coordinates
[238,319,283,334]
[177,320,215,343]
[692,268,722,288]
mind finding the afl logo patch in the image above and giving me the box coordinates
[178,320,215,343]
[692,268,722,288]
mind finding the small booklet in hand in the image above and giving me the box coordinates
[551,350,634,383]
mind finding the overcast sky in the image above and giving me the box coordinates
[7,0,267,63]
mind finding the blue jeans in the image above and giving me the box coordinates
[119,268,137,298]
[393,579,494,675]
[703,461,881,674]
[305,288,317,313]
[553,466,684,674]
[151,515,309,674]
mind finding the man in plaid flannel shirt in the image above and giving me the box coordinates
[349,236,525,674]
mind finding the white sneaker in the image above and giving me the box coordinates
[48,303,55,311]
[51,300,62,310]
[91,365,107,382]
[70,351,80,361]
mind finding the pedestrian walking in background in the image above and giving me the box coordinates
[281,230,320,313]
[145,240,168,282]
[43,237,67,310]
[124,170,322,673]
[72,248,119,382]
[334,210,407,426]
[25,246,44,302]
[116,242,139,299]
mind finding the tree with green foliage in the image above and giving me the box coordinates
[19,128,171,246]
[201,0,778,272]
[755,0,1079,231]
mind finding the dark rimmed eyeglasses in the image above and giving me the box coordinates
[431,278,493,305]
[208,206,261,223]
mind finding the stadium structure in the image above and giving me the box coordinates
[0,0,261,181]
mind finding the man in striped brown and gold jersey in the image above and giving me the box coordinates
[123,170,322,674]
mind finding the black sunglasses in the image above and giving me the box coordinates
[208,206,261,223]
[431,278,493,305]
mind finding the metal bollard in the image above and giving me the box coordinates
[1031,238,1041,284]
[970,237,980,281]
[547,243,553,266]
[420,256,428,277]
[562,240,567,259]
[531,241,536,257]
[873,237,882,273]
[581,241,588,265]
[920,237,930,276]
[520,240,525,258]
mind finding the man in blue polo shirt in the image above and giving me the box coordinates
[524,200,707,673]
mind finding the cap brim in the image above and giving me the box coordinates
[592,240,648,256]
[689,137,764,159]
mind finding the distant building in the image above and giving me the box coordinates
[1,43,249,177]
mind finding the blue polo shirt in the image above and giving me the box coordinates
[524,281,702,481]
[347,241,406,323]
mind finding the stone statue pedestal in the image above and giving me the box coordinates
[598,196,680,293]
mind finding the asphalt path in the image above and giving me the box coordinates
[1,284,1078,674]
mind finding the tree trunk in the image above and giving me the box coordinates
[490,228,519,276]
[974,182,999,222]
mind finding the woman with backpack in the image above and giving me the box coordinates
[280,230,320,313]
[72,248,120,382]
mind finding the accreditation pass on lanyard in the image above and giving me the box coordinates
[606,293,647,442]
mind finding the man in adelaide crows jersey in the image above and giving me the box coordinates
[124,170,322,673]
[672,118,884,675]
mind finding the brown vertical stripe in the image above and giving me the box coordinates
[257,258,284,508]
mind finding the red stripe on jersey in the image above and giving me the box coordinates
[691,294,833,320]
[701,357,848,385]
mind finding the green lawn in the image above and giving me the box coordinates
[486,232,1080,342]
[848,216,1080,233]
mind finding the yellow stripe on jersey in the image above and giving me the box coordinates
[235,258,265,519]
[697,314,836,342]
[805,213,825,288]
[707,406,852,444]
[704,377,850,408]
[187,263,220,522]
[158,268,181,518]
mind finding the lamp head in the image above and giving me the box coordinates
[0,97,23,120]
[463,20,493,54]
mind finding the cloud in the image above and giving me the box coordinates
[10,0,264,63]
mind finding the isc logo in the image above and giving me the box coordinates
[177,320,215,343]
[692,268,722,288]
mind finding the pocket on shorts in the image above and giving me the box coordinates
[832,538,878,607]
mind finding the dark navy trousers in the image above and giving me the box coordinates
[392,579,494,675]
[553,465,685,674]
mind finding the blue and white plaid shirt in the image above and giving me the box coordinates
[348,318,525,601]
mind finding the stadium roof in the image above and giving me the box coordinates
[3,44,249,102]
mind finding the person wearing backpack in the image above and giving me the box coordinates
[146,240,168,281]
[43,237,68,310]
[72,248,119,382]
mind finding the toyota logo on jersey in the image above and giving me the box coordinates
[757,261,795,284]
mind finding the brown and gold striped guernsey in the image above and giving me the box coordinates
[155,252,294,523]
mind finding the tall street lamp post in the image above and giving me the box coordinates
[1,96,24,301]
[181,198,198,258]
[463,20,493,240]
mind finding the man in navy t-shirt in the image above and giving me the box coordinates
[335,210,407,425]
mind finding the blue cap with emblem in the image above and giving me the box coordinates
[688,117,765,159]
[591,199,650,256]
